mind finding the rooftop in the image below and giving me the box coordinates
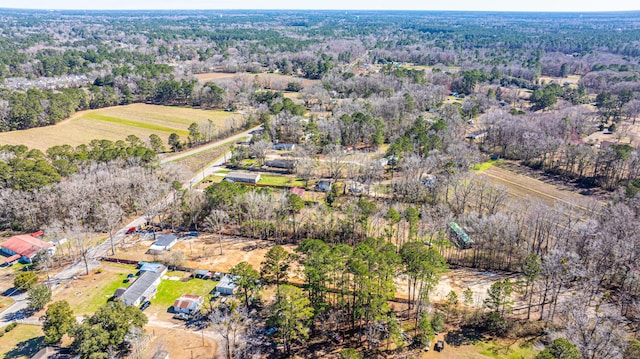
[225,171,261,181]
[1,234,53,258]
[154,234,178,247]
[139,262,165,273]
[217,274,240,290]
[172,294,203,310]
[121,265,167,305]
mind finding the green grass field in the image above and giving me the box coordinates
[478,339,539,359]
[259,175,305,187]
[0,324,44,359]
[55,263,133,315]
[153,275,217,309]
[0,103,235,151]
[474,159,501,171]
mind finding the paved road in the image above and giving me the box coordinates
[0,126,260,327]
[159,124,261,164]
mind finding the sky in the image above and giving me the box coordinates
[1,0,638,12]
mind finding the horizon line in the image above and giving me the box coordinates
[1,7,640,13]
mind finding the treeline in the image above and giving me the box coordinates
[0,65,231,132]
[0,138,157,191]
[482,109,640,190]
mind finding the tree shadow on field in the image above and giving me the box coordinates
[444,326,486,347]
[3,336,45,359]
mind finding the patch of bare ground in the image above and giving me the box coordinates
[143,325,216,359]
[481,161,605,208]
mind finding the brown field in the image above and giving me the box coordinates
[142,325,217,359]
[195,71,319,88]
[478,164,594,209]
[116,234,296,274]
[539,74,581,89]
[0,104,235,151]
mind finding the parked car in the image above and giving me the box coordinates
[126,227,137,234]
[435,340,445,352]
[173,313,190,321]
[124,273,135,283]
[139,301,151,311]
[264,327,278,336]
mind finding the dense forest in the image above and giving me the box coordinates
[2,8,640,359]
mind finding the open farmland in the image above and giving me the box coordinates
[0,104,235,151]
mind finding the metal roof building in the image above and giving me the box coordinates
[224,171,261,184]
[118,264,167,306]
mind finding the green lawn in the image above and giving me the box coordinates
[153,275,217,309]
[473,159,501,171]
[0,324,44,359]
[478,339,539,359]
[86,113,190,136]
[65,265,133,315]
[259,175,305,187]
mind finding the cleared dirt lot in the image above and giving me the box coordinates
[143,325,217,359]
[116,234,296,274]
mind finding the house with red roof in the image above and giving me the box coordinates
[1,235,54,264]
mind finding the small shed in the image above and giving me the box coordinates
[149,234,178,252]
[224,171,261,184]
[171,294,204,314]
[216,274,240,295]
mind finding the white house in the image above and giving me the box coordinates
[216,274,240,295]
[149,234,179,252]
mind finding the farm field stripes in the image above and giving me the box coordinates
[0,104,234,151]
[84,113,189,136]
[480,165,595,211]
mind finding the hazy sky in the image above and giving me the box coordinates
[1,0,638,12]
